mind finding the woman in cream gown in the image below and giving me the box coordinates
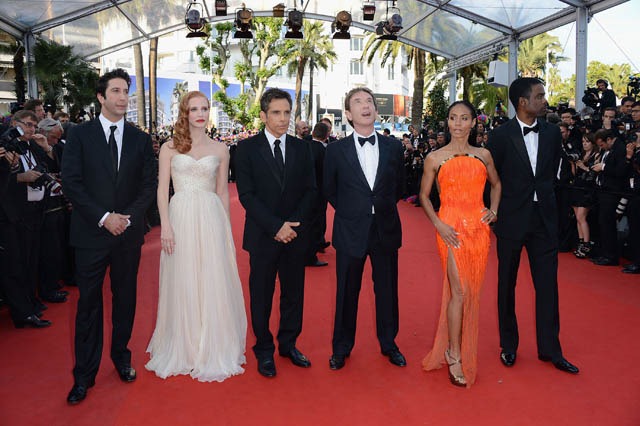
[146,91,246,382]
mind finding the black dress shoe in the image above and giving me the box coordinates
[591,256,619,266]
[42,292,68,303]
[329,354,346,370]
[500,351,517,367]
[538,356,579,374]
[280,348,311,367]
[382,349,407,367]
[67,381,94,405]
[306,259,328,267]
[15,314,52,329]
[257,358,277,377]
[622,263,640,274]
[58,290,70,296]
[117,366,137,382]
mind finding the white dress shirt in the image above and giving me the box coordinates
[98,115,128,228]
[264,129,286,163]
[353,131,379,214]
[516,116,539,201]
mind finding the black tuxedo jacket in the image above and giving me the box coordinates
[235,131,316,253]
[61,118,157,249]
[598,138,629,193]
[323,133,405,257]
[309,139,326,207]
[487,118,561,241]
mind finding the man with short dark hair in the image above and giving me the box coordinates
[487,77,579,375]
[235,88,317,378]
[24,99,46,121]
[63,68,157,404]
[619,96,635,116]
[596,79,617,110]
[590,129,628,266]
[306,122,330,267]
[324,86,406,370]
[602,107,617,130]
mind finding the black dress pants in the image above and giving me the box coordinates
[497,204,563,361]
[72,243,141,386]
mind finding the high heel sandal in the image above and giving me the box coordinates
[445,349,467,387]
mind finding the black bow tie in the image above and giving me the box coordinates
[358,135,376,146]
[523,124,539,135]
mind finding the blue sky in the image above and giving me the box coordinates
[550,1,638,79]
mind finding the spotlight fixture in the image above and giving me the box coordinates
[376,12,402,40]
[234,5,254,39]
[332,11,352,40]
[272,3,286,18]
[362,2,376,21]
[185,0,208,38]
[214,0,227,16]
[284,9,304,39]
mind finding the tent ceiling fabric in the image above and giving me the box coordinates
[0,0,628,65]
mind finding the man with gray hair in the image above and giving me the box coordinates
[36,117,69,303]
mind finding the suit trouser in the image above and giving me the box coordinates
[597,191,620,259]
[0,219,38,322]
[332,221,399,356]
[72,243,141,386]
[626,195,640,263]
[249,240,306,359]
[38,207,67,297]
[497,204,562,360]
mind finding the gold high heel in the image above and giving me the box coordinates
[445,349,467,387]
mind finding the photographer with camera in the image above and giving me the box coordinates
[596,79,617,110]
[601,107,617,130]
[631,101,640,130]
[619,96,635,117]
[36,118,70,303]
[570,133,600,258]
[0,110,55,328]
[590,129,629,266]
[557,122,582,251]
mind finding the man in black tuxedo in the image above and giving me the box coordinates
[487,77,578,374]
[62,68,157,404]
[590,129,629,266]
[306,122,329,267]
[235,88,316,378]
[324,87,406,370]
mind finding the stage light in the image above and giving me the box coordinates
[284,9,303,39]
[234,5,254,39]
[215,0,227,16]
[185,1,208,38]
[332,11,352,40]
[376,12,402,40]
[362,2,376,21]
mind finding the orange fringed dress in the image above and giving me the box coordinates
[422,154,491,387]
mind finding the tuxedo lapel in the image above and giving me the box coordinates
[343,134,370,189]
[534,122,548,177]
[508,119,534,177]
[256,132,283,188]
[373,132,388,190]
[116,124,134,185]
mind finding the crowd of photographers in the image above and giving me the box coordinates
[0,100,76,328]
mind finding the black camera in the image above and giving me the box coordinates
[31,164,63,195]
[582,87,600,110]
[0,127,29,154]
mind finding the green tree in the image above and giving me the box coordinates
[518,33,568,79]
[285,21,337,121]
[32,38,98,114]
[425,80,448,126]
[587,61,632,98]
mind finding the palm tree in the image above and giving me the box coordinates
[361,35,437,126]
[285,21,337,121]
[518,33,568,79]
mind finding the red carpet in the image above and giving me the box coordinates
[1,184,639,425]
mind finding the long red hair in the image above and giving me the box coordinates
[172,91,210,153]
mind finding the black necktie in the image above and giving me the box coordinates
[109,125,118,174]
[358,135,376,146]
[523,124,539,136]
[273,139,284,177]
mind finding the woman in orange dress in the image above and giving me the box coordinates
[419,100,501,387]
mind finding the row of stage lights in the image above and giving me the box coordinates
[185,0,403,40]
